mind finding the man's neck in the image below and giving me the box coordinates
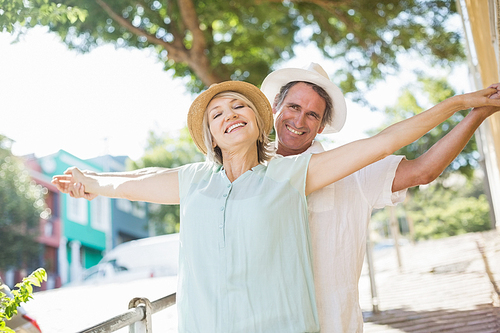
[276,141,316,157]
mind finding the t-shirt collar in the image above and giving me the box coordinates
[274,140,325,158]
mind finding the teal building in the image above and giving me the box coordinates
[36,150,151,285]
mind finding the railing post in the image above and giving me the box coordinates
[366,236,379,314]
[128,297,153,333]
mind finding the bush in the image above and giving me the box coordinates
[371,178,492,241]
[0,268,46,333]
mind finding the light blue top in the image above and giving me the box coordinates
[177,154,318,333]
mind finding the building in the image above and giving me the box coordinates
[25,150,152,287]
[85,155,151,247]
[457,0,500,229]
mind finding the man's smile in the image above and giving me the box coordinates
[286,125,304,135]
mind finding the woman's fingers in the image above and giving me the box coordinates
[52,168,96,200]
[52,174,76,194]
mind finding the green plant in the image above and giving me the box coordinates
[0,268,47,333]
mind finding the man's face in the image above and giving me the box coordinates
[274,82,326,156]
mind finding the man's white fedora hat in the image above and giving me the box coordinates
[260,62,347,134]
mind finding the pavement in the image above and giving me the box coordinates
[359,230,500,333]
[25,230,500,332]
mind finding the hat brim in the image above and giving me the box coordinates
[187,81,274,154]
[261,68,347,134]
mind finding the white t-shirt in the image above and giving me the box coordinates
[304,141,406,332]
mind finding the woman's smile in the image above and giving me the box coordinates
[226,121,247,133]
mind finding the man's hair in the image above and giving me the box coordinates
[275,81,333,129]
[202,91,273,165]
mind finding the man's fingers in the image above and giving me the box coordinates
[485,83,500,98]
[487,83,500,90]
[488,84,500,100]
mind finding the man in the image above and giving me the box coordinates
[62,63,500,332]
[260,63,500,332]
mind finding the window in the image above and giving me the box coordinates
[116,198,132,213]
[91,196,111,232]
[67,196,88,224]
[132,201,146,219]
[116,199,146,218]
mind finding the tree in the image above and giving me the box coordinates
[371,76,478,182]
[0,135,47,271]
[0,0,87,34]
[369,78,492,241]
[128,128,204,234]
[407,179,491,240]
[2,0,464,101]
[371,177,491,241]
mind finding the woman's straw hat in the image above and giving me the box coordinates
[187,81,274,154]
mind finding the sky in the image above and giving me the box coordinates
[0,26,469,162]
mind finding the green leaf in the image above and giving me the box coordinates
[1,268,46,331]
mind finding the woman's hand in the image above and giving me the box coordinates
[462,83,500,110]
[471,83,500,117]
[71,182,99,201]
[51,167,98,201]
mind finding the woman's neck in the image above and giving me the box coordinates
[221,147,259,182]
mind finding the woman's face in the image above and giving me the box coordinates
[206,97,259,152]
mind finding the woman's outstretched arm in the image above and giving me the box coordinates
[57,167,172,200]
[52,166,181,204]
[305,84,500,195]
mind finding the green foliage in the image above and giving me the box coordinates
[408,179,490,240]
[0,268,46,333]
[372,76,478,181]
[2,0,465,99]
[293,0,464,103]
[369,76,492,241]
[0,0,87,34]
[128,127,204,234]
[372,178,491,241]
[0,135,47,271]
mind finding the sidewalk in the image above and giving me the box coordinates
[359,230,500,332]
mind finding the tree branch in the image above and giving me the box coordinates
[175,0,224,85]
[256,0,352,9]
[95,0,187,62]
[165,0,186,51]
[96,0,227,86]
[176,0,206,55]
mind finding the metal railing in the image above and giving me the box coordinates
[77,293,176,333]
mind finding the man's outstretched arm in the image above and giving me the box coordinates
[392,86,500,192]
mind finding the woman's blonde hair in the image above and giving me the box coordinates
[202,91,273,165]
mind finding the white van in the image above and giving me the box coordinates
[79,233,180,285]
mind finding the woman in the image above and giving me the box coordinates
[52,81,500,332]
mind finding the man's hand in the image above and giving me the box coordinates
[392,83,500,193]
[463,83,500,110]
[472,83,500,117]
